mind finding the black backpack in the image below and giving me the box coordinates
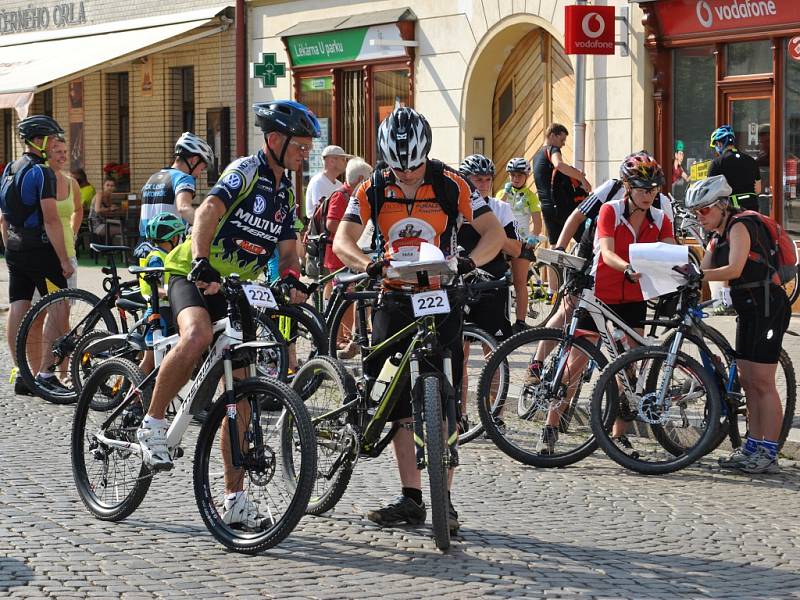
[305,193,333,261]
[369,159,460,251]
[576,179,624,259]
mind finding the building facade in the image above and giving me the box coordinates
[247,0,653,201]
[638,0,800,233]
[0,1,236,200]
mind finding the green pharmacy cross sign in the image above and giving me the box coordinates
[252,53,286,88]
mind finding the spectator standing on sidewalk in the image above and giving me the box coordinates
[50,138,82,288]
[304,145,350,221]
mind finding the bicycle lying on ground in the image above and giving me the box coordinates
[71,268,317,554]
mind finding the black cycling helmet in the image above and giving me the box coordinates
[18,115,64,159]
[459,154,495,177]
[377,107,432,171]
[253,100,320,168]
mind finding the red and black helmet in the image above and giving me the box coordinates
[619,151,664,189]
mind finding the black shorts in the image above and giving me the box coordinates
[6,247,67,303]
[466,287,512,342]
[367,296,464,421]
[167,276,228,326]
[732,286,790,364]
[576,300,647,334]
[542,202,581,246]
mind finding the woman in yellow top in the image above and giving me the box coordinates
[70,168,96,211]
[49,138,82,287]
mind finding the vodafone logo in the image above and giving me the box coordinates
[695,0,779,29]
[696,0,713,27]
[581,12,605,39]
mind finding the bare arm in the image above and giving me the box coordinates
[531,211,543,237]
[326,217,340,236]
[41,197,73,277]
[556,209,588,249]
[332,220,369,271]
[755,179,763,195]
[469,211,505,266]
[599,236,633,274]
[701,223,749,281]
[191,195,226,260]
[70,180,83,237]
[176,190,196,224]
[0,214,7,248]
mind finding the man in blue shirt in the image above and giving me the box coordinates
[138,132,214,238]
[0,115,74,395]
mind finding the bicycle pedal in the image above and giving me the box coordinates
[172,447,184,459]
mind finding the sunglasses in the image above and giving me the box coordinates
[692,204,718,217]
[630,186,659,195]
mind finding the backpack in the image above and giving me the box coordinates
[369,158,460,252]
[545,147,588,208]
[728,210,798,286]
[305,194,333,261]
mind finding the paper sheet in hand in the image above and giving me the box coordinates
[628,242,689,300]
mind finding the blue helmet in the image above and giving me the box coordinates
[709,125,735,149]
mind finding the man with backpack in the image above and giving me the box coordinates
[333,107,504,534]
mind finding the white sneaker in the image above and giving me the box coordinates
[136,419,173,471]
[222,492,272,530]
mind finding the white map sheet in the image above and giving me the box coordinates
[628,242,689,300]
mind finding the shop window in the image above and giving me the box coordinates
[105,73,130,190]
[299,75,333,196]
[726,41,772,77]
[498,82,513,128]
[672,46,715,202]
[206,107,230,186]
[784,48,800,233]
[170,67,195,139]
[340,70,365,161]
[373,68,410,157]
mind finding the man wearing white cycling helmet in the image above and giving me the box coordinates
[138,132,214,238]
[334,107,504,534]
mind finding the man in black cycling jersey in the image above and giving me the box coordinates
[0,115,75,396]
[708,125,761,212]
[333,107,504,534]
[136,100,317,529]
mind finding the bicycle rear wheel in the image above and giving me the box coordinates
[17,288,117,404]
[263,304,327,376]
[193,377,316,553]
[590,346,721,475]
[477,327,607,468]
[526,261,562,327]
[69,329,141,396]
[459,325,503,444]
[422,376,450,551]
[71,358,152,521]
[289,356,357,515]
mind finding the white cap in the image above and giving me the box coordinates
[321,145,352,158]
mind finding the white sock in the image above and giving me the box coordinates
[37,372,54,379]
[224,491,244,509]
[142,415,167,428]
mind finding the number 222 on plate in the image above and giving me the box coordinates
[411,290,450,317]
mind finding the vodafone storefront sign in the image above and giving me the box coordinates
[565,5,615,55]
[654,0,800,37]
[789,37,800,61]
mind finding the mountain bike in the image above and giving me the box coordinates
[590,264,796,474]
[286,261,506,551]
[15,243,147,404]
[71,270,317,553]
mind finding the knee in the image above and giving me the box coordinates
[179,324,213,357]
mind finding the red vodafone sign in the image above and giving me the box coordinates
[653,0,800,37]
[565,5,615,55]
[789,37,800,61]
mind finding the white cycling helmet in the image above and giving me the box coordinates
[506,157,531,174]
[175,132,215,167]
[377,107,432,171]
[684,175,732,210]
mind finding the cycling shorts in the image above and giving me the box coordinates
[732,285,790,364]
[6,247,67,303]
[367,296,464,421]
[541,202,580,246]
[168,276,227,326]
[466,287,512,342]
[575,300,646,334]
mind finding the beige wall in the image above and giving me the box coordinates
[250,0,650,185]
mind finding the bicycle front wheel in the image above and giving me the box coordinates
[526,261,562,327]
[71,358,152,521]
[422,376,450,551]
[69,329,141,397]
[17,288,117,404]
[193,377,316,554]
[590,346,721,475]
[477,327,607,468]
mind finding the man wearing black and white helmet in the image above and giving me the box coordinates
[334,107,505,535]
[138,132,214,238]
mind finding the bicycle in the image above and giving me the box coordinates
[71,269,317,553]
[287,260,505,551]
[590,264,796,474]
[15,243,148,404]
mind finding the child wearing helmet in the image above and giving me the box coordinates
[134,212,186,374]
[496,157,542,241]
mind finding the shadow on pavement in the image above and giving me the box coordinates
[0,556,33,592]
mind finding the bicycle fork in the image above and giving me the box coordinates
[223,350,259,469]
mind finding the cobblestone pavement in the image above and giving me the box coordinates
[2,263,800,599]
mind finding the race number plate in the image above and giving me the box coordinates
[242,284,278,309]
[411,290,450,317]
